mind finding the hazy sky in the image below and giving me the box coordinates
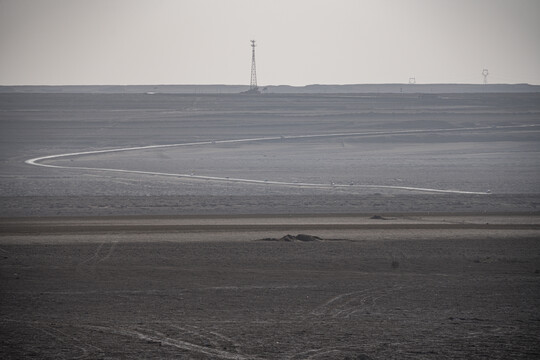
[1,0,539,86]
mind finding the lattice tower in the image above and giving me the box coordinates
[250,40,258,91]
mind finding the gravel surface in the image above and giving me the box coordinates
[1,215,539,359]
[1,92,539,358]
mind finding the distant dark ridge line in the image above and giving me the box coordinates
[1,83,539,94]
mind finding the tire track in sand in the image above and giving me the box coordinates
[76,241,118,278]
[311,283,424,319]
[82,324,260,360]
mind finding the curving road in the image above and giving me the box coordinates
[25,125,537,195]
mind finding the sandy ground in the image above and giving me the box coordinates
[1,93,540,358]
[1,214,540,359]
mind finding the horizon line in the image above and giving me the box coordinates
[0,82,538,87]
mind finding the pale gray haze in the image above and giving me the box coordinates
[1,0,539,86]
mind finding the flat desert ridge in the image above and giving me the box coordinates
[1,92,540,359]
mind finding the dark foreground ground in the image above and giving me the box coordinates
[1,214,540,359]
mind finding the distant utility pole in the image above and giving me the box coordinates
[250,40,258,92]
[482,69,489,84]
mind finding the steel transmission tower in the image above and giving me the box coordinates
[250,40,258,91]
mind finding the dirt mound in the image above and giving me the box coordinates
[259,234,323,242]
[370,215,395,220]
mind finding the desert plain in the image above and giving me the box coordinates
[1,91,539,359]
